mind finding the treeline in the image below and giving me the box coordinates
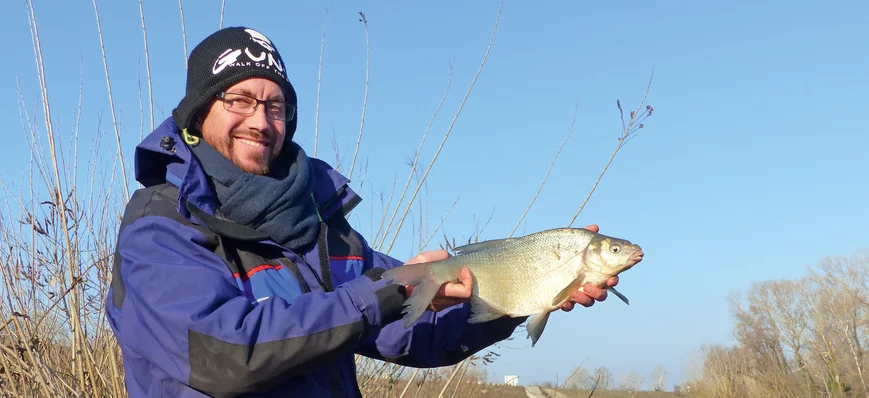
[534,364,669,392]
[686,251,869,397]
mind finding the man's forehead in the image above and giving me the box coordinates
[226,78,285,100]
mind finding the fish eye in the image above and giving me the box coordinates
[610,244,621,254]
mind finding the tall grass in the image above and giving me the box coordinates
[0,1,656,396]
[2,1,149,394]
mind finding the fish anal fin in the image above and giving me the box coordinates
[551,275,588,307]
[467,296,505,324]
[526,311,552,347]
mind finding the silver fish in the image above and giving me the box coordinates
[382,228,644,346]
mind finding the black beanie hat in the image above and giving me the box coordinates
[172,26,298,140]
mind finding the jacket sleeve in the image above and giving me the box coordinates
[354,249,527,368]
[111,215,406,397]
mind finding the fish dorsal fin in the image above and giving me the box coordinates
[453,238,514,255]
[551,275,588,307]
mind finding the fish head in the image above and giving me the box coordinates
[583,234,644,276]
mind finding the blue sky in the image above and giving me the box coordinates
[2,0,867,390]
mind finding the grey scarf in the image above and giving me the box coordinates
[189,139,320,253]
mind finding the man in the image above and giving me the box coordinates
[106,26,616,397]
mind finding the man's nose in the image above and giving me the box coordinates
[246,104,270,131]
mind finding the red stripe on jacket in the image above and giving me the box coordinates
[233,264,283,281]
[329,255,364,261]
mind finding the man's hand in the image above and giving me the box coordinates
[560,224,619,312]
[403,250,473,312]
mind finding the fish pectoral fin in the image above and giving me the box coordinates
[551,275,588,307]
[453,238,514,255]
[526,311,552,347]
[607,286,630,305]
[467,296,506,324]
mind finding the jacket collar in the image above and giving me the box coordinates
[134,117,360,222]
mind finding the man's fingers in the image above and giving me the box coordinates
[438,267,473,299]
[441,282,472,299]
[435,268,473,300]
[606,276,619,287]
[569,290,595,307]
[579,284,608,301]
[405,249,450,265]
[460,267,474,288]
[584,224,600,233]
[568,284,607,307]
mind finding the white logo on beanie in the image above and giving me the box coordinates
[209,29,287,79]
[213,49,243,74]
[245,29,275,52]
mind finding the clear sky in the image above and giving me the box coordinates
[2,0,867,390]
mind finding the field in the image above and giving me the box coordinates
[364,380,679,398]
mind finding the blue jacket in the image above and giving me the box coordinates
[106,117,524,397]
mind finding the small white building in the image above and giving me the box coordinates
[504,375,519,386]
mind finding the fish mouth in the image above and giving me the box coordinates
[628,250,644,266]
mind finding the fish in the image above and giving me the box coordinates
[381,227,644,346]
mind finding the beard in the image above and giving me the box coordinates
[207,128,278,176]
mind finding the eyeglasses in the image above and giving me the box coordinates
[217,92,296,122]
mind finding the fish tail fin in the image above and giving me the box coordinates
[382,262,432,286]
[382,263,440,328]
[526,311,552,347]
[400,276,441,328]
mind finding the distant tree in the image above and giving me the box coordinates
[651,364,667,391]
[588,366,613,391]
[687,250,869,397]
[563,366,589,390]
[580,374,598,390]
[618,371,642,391]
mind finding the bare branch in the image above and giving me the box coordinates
[376,63,452,251]
[92,0,130,199]
[314,7,329,157]
[138,0,155,132]
[348,11,370,180]
[568,72,654,227]
[384,0,504,254]
[510,100,579,237]
[178,0,188,67]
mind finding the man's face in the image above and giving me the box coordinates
[198,78,287,175]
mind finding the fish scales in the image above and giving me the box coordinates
[382,228,643,346]
[458,230,593,316]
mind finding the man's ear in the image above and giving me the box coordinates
[193,112,205,134]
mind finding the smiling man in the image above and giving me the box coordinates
[106,26,616,397]
[199,81,289,175]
